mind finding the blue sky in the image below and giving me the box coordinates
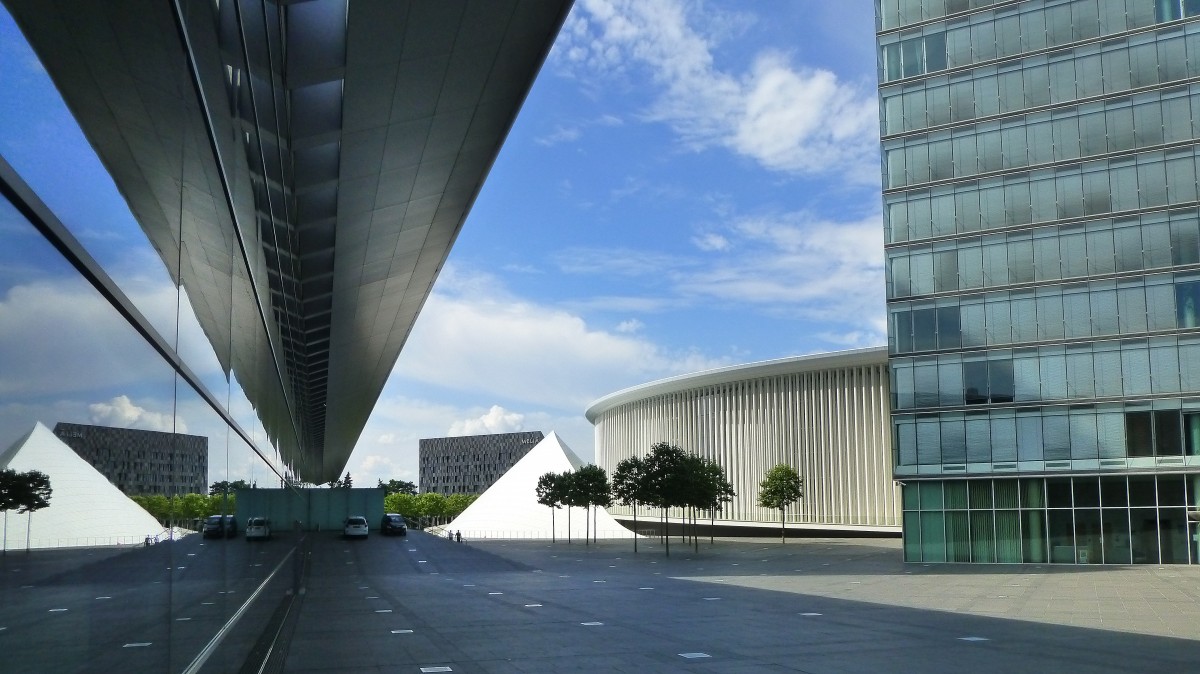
[0,1,884,486]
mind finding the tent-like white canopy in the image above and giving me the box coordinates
[443,431,634,540]
[0,422,164,550]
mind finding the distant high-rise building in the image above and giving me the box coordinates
[878,0,1200,563]
[53,422,208,496]
[419,431,545,495]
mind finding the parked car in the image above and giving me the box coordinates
[203,515,237,539]
[380,513,407,536]
[245,517,270,541]
[343,516,369,539]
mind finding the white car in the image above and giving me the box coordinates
[343,516,369,539]
[245,517,270,541]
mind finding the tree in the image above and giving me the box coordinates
[611,455,651,553]
[701,458,735,544]
[1,469,52,554]
[758,464,803,543]
[558,471,584,544]
[414,492,447,526]
[445,493,476,519]
[329,472,353,488]
[536,472,567,542]
[384,492,419,518]
[572,464,610,545]
[209,480,250,495]
[177,493,209,525]
[377,479,417,496]
[644,442,688,556]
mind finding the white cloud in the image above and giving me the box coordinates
[89,395,183,433]
[553,247,693,277]
[692,232,729,252]
[615,319,643,334]
[0,279,169,397]
[557,0,879,181]
[447,405,526,436]
[535,125,582,146]
[394,266,729,413]
[678,213,886,341]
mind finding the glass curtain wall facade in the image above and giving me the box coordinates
[0,4,294,670]
[878,0,1200,563]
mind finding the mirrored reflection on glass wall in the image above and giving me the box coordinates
[0,5,292,671]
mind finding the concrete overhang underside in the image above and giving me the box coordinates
[5,0,572,483]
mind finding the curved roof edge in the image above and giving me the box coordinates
[585,346,889,423]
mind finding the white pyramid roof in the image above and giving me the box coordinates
[0,422,164,549]
[444,431,634,540]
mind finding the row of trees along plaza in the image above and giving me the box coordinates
[130,477,477,530]
[536,442,804,555]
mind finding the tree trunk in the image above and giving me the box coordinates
[780,507,786,544]
[567,508,571,544]
[551,508,556,543]
[585,505,590,546]
[628,503,638,551]
[664,509,670,557]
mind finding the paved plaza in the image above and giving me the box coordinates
[521,535,1200,642]
[4,531,1199,672]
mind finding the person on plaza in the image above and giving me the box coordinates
[455,530,462,543]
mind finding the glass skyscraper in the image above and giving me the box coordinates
[878,0,1200,563]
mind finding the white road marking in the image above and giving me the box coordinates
[959,636,989,642]
[488,592,503,595]
[524,604,542,607]
[679,653,711,659]
[123,643,152,648]
[391,629,413,634]
[639,587,654,590]
[95,596,111,600]
[419,667,453,673]
[177,617,192,621]
[580,622,603,626]
[703,597,720,601]
[48,609,68,612]
[800,612,822,616]
[375,609,393,613]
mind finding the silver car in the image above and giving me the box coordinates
[343,516,368,539]
[245,517,270,541]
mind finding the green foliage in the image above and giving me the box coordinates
[572,464,611,509]
[0,468,52,514]
[384,492,419,516]
[611,455,650,508]
[445,493,477,518]
[758,464,803,543]
[328,472,353,488]
[176,493,209,521]
[415,492,447,518]
[535,472,567,509]
[209,479,251,495]
[644,442,688,509]
[757,464,803,510]
[377,478,417,496]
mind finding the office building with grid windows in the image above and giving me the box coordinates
[878,0,1200,563]
[419,431,545,495]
